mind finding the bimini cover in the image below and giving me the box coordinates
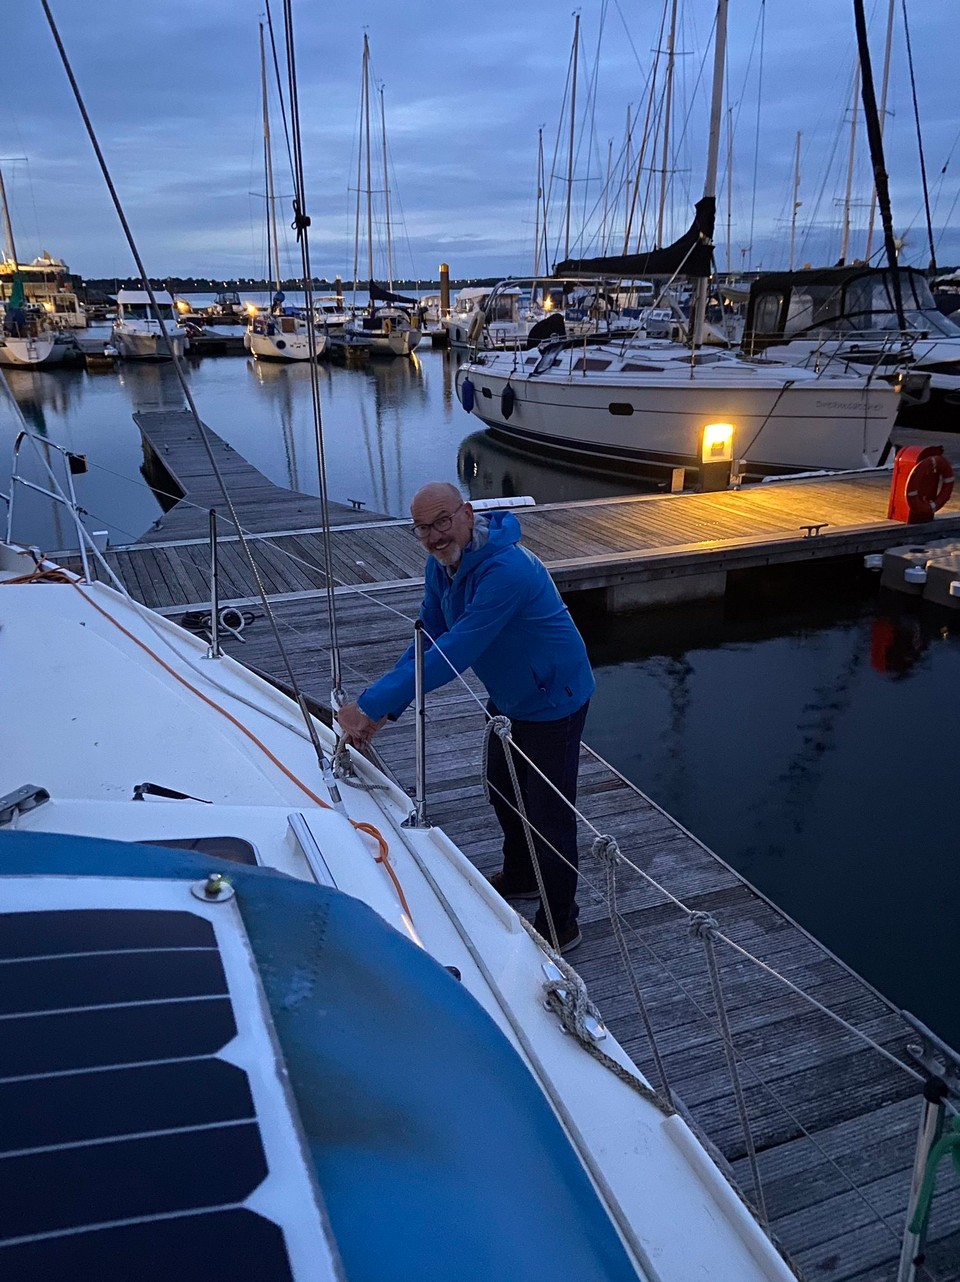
[0,830,640,1282]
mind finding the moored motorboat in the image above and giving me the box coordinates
[112,289,188,361]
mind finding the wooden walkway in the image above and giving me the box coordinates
[207,583,957,1282]
[73,464,960,612]
[132,409,392,542]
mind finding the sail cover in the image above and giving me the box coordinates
[368,279,419,306]
[553,196,716,279]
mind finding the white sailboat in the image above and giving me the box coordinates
[338,36,421,359]
[0,521,796,1282]
[246,23,326,364]
[456,2,902,482]
[0,169,72,369]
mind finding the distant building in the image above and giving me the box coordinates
[0,251,87,327]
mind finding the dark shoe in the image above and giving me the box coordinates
[487,870,540,901]
[555,924,582,955]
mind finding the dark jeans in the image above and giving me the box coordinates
[485,699,589,936]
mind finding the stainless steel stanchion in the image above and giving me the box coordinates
[402,620,431,828]
[897,1076,949,1282]
[206,508,221,659]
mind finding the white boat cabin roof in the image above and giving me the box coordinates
[116,289,177,306]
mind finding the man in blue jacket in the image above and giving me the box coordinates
[337,482,594,953]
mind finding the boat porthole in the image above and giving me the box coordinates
[276,339,286,350]
[609,402,634,416]
[481,386,493,399]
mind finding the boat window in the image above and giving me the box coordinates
[572,358,612,371]
[481,386,493,398]
[142,836,259,866]
[122,303,176,323]
[752,291,784,338]
[608,402,634,416]
[621,362,665,373]
[280,318,297,333]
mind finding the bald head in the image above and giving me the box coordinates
[412,481,462,510]
[410,481,473,568]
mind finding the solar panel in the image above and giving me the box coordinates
[0,879,339,1281]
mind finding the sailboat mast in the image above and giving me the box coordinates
[259,25,281,295]
[564,12,580,261]
[623,105,632,254]
[533,127,544,277]
[726,106,733,273]
[601,136,612,254]
[691,0,728,348]
[656,0,679,246]
[0,169,19,267]
[840,60,860,264]
[363,34,374,291]
[852,0,905,326]
[789,131,802,271]
[379,84,394,291]
[864,0,895,261]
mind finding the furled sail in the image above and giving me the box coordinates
[553,197,716,279]
[368,279,419,307]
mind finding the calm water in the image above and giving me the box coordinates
[584,569,960,1049]
[2,347,956,1047]
[0,344,650,549]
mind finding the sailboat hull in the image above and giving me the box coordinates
[457,345,899,477]
[247,327,326,361]
[0,334,68,368]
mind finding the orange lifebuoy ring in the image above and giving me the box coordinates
[382,318,393,334]
[905,452,954,518]
[467,309,485,343]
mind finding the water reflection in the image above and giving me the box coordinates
[3,365,86,427]
[2,346,654,544]
[586,576,960,1047]
[457,428,654,506]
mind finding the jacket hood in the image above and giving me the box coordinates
[455,509,522,578]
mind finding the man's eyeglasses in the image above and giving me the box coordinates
[411,503,465,541]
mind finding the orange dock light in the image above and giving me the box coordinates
[887,445,955,524]
[699,422,735,492]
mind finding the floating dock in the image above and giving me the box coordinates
[47,411,960,1278]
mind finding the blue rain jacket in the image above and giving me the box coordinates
[358,512,594,723]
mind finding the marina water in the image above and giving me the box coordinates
[3,343,955,1048]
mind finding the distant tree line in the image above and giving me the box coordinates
[80,275,507,301]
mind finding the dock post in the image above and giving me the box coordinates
[896,1076,949,1282]
[439,263,450,319]
[206,507,221,659]
[402,620,431,828]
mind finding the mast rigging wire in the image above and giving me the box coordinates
[38,0,338,787]
[279,0,344,702]
[900,0,937,271]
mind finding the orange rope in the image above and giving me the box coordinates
[10,574,413,922]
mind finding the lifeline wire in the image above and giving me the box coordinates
[39,0,337,795]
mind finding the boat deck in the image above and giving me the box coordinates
[213,583,960,1281]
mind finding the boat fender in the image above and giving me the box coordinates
[467,309,485,343]
[501,382,516,420]
[460,377,475,412]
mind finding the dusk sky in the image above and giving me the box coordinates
[3,1,958,284]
